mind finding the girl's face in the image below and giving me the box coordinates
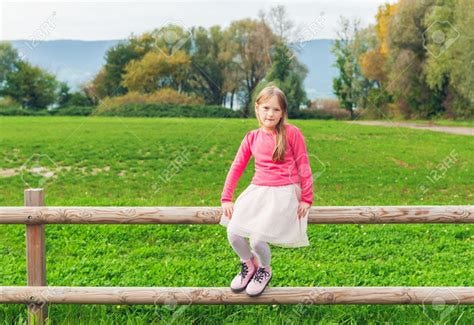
[256,95,283,130]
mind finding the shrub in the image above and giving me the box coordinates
[0,108,49,116]
[93,103,240,118]
[95,89,205,115]
[0,96,21,109]
[49,106,94,116]
[310,98,340,111]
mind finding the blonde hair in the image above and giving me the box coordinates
[254,85,289,162]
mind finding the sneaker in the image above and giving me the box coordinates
[246,266,272,297]
[230,255,258,293]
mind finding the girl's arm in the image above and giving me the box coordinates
[221,132,252,203]
[291,127,314,205]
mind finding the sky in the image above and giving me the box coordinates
[1,0,393,41]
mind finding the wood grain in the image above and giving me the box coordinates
[0,286,472,305]
[24,189,47,323]
[0,206,472,224]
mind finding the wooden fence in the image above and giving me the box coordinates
[0,189,473,324]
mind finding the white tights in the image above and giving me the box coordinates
[227,231,271,267]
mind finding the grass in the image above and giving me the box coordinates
[0,116,472,324]
[383,118,474,128]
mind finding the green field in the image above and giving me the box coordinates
[386,118,474,128]
[0,116,472,323]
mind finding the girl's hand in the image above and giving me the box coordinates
[222,202,234,219]
[297,201,311,219]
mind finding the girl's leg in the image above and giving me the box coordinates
[227,231,253,261]
[249,237,271,267]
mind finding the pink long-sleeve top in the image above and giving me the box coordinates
[221,123,314,205]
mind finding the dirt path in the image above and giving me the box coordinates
[349,121,473,136]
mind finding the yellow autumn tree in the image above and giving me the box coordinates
[359,3,397,86]
[121,50,191,93]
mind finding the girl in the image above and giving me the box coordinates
[220,85,314,297]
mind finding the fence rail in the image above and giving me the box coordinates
[1,286,473,305]
[1,206,472,224]
[0,189,473,324]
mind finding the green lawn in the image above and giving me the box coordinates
[386,118,474,128]
[0,116,472,324]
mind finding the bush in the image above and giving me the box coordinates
[93,103,240,118]
[0,107,49,116]
[292,107,350,120]
[302,98,350,120]
[356,88,392,119]
[49,106,94,116]
[95,89,205,115]
[310,98,340,111]
[0,96,20,109]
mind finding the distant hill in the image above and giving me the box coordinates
[10,39,337,99]
[10,40,122,91]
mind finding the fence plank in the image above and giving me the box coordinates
[0,206,472,224]
[1,286,473,305]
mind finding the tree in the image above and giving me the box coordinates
[188,26,227,105]
[121,50,191,93]
[91,39,143,98]
[424,0,474,118]
[359,3,397,87]
[2,61,58,109]
[255,42,308,117]
[225,19,275,116]
[385,0,442,118]
[0,42,20,87]
[57,82,71,107]
[57,81,96,107]
[91,25,194,99]
[331,17,366,119]
[261,5,295,43]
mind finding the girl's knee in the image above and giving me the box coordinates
[227,231,245,243]
[249,236,266,249]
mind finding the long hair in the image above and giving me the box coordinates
[254,85,289,162]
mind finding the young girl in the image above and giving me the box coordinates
[219,85,314,297]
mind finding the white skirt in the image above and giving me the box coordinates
[219,183,310,248]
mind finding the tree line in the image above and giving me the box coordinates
[331,0,473,119]
[0,6,309,118]
[1,2,472,119]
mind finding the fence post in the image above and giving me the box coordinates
[25,188,47,324]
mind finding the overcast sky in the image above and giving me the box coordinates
[1,0,394,41]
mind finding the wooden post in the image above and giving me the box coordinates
[25,189,47,324]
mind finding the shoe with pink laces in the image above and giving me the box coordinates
[246,265,272,297]
[230,255,259,293]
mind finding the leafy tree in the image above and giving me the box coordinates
[359,3,397,87]
[2,61,58,109]
[188,26,227,105]
[0,42,20,87]
[255,42,308,117]
[91,40,143,98]
[225,19,275,116]
[58,86,96,107]
[424,0,474,118]
[57,82,71,107]
[385,0,442,118]
[331,17,368,119]
[122,50,191,93]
